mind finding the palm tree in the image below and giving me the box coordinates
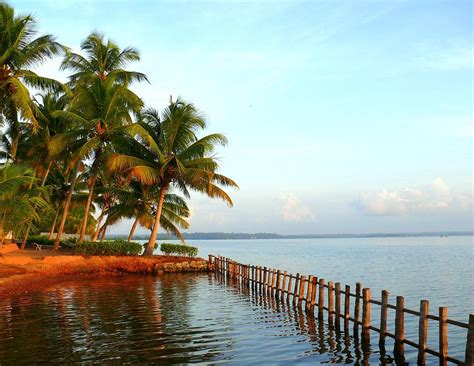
[106,181,190,242]
[0,2,65,157]
[53,32,148,244]
[50,76,146,246]
[108,98,238,255]
[16,93,69,247]
[60,32,147,86]
[0,163,49,243]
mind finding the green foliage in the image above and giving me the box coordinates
[74,240,142,256]
[0,2,65,135]
[27,235,55,246]
[1,4,236,251]
[160,243,198,257]
[0,164,50,239]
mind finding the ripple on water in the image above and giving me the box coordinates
[0,273,468,364]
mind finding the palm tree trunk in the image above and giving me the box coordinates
[99,224,107,242]
[53,162,80,250]
[78,175,97,243]
[128,217,140,242]
[48,203,62,240]
[21,162,53,249]
[145,185,168,256]
[92,210,105,242]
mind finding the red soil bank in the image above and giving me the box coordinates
[0,250,208,298]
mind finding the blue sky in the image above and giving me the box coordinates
[14,0,473,234]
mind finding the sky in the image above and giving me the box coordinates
[13,0,474,235]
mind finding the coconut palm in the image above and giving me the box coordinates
[0,2,65,158]
[108,98,238,255]
[49,76,147,246]
[105,181,190,242]
[60,32,147,87]
[16,93,69,247]
[53,33,148,244]
[0,163,49,243]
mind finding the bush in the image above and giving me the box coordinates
[27,235,78,248]
[160,243,198,257]
[27,235,55,246]
[75,240,143,256]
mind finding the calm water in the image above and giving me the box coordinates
[151,236,473,322]
[0,274,458,364]
[0,236,472,364]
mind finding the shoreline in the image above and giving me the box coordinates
[0,249,208,298]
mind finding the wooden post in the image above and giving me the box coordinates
[287,274,293,303]
[362,288,370,329]
[293,274,300,306]
[305,275,314,311]
[417,300,429,364]
[328,281,334,321]
[282,271,288,297]
[275,270,281,298]
[465,314,474,365]
[439,307,448,366]
[354,282,361,325]
[344,285,350,328]
[335,283,341,327]
[271,269,277,293]
[310,276,318,311]
[379,290,389,346]
[263,267,268,289]
[208,255,213,271]
[394,296,405,359]
[318,278,325,315]
[298,275,306,307]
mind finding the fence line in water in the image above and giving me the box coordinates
[208,255,474,365]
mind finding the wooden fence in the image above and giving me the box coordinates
[208,255,473,365]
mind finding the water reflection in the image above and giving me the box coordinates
[214,271,379,365]
[0,272,446,364]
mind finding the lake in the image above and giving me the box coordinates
[0,236,472,364]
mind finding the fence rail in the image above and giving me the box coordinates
[208,255,473,365]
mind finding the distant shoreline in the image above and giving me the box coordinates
[108,231,474,241]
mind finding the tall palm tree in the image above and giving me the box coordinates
[50,76,146,246]
[108,98,238,255]
[60,32,147,86]
[54,32,148,244]
[0,2,65,157]
[16,93,69,247]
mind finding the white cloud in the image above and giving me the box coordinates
[278,193,316,222]
[354,178,472,216]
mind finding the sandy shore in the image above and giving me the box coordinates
[0,247,208,297]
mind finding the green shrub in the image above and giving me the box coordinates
[75,240,143,256]
[27,235,56,246]
[160,243,198,257]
